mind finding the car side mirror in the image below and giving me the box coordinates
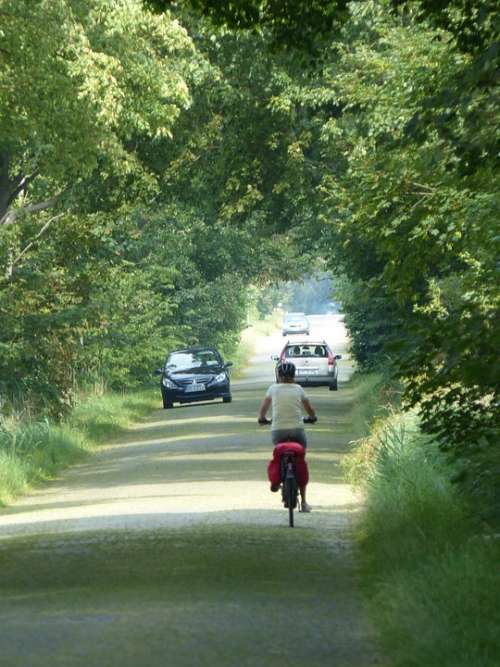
[335,355,342,360]
[154,368,163,375]
[225,361,233,368]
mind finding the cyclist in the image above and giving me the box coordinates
[258,361,316,512]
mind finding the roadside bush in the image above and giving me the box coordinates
[353,409,500,666]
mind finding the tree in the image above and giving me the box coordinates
[147,0,350,53]
[0,0,194,412]
[313,1,499,509]
[0,0,192,225]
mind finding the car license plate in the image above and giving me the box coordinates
[297,369,318,375]
[186,383,205,392]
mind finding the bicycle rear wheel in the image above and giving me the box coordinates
[284,478,297,527]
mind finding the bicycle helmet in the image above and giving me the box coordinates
[276,361,296,380]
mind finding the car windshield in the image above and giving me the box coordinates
[166,350,221,371]
[285,345,327,358]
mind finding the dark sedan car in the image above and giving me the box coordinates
[157,347,232,409]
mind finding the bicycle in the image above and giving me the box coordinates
[259,416,317,527]
[280,447,299,527]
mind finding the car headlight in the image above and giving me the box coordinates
[213,372,227,384]
[162,377,176,389]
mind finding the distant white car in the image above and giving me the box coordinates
[276,340,341,390]
[282,312,310,336]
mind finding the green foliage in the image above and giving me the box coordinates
[148,0,350,54]
[151,0,498,56]
[316,1,499,494]
[392,0,500,53]
[0,0,192,221]
[337,280,403,369]
[154,21,323,266]
[2,11,312,413]
[0,0,194,413]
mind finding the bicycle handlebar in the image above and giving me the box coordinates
[303,416,318,424]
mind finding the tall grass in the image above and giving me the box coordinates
[229,339,255,379]
[351,408,500,667]
[347,372,389,440]
[0,389,157,505]
[230,310,282,379]
[69,390,157,442]
[342,372,400,485]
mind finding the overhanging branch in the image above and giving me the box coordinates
[0,197,59,226]
[5,212,64,279]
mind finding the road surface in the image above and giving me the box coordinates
[0,314,380,666]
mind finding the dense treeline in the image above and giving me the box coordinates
[317,2,499,516]
[0,0,310,414]
[0,1,498,512]
[0,0,195,411]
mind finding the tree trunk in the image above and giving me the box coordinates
[0,151,14,221]
[0,151,50,225]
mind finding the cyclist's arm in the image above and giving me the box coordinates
[258,396,272,421]
[302,397,316,419]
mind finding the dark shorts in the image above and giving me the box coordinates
[271,428,307,448]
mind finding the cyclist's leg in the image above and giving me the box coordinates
[271,430,284,446]
[289,428,307,448]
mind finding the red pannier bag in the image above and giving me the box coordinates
[267,441,309,488]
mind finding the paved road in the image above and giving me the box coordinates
[0,314,380,666]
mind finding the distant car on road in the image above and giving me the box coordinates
[276,340,341,390]
[156,347,232,409]
[282,312,310,336]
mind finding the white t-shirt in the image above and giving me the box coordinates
[266,382,307,430]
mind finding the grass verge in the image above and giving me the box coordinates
[348,404,500,667]
[344,372,388,442]
[228,339,255,380]
[0,389,157,506]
